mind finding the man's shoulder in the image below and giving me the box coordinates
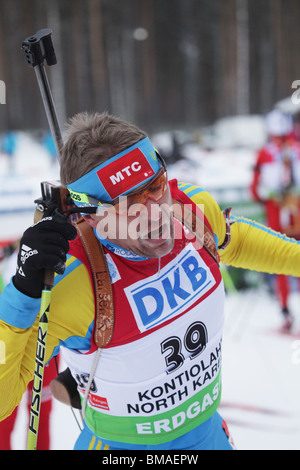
[171,179,218,207]
[50,253,95,341]
[175,180,205,198]
[169,179,225,242]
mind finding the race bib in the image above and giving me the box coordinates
[124,243,216,333]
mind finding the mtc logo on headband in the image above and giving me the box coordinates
[97,147,155,199]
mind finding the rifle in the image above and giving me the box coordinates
[21,28,76,450]
[21,30,114,449]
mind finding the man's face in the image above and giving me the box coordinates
[84,185,175,259]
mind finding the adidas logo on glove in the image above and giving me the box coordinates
[20,244,38,265]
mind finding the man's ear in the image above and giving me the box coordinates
[83,214,98,228]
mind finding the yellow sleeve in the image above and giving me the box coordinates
[0,319,39,421]
[180,183,300,277]
[220,216,300,276]
[0,255,94,422]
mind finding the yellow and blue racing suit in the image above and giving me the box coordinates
[1,180,300,450]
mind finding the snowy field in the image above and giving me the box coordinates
[221,288,300,450]
[1,125,300,450]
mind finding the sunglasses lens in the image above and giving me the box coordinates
[115,198,128,215]
[146,172,168,201]
[113,171,167,214]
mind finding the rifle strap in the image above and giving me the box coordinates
[171,199,219,265]
[73,217,114,349]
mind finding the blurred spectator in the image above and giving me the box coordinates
[251,110,300,330]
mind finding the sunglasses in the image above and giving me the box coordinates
[69,153,169,215]
[111,168,168,215]
[81,168,168,215]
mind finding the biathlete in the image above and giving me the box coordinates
[1,112,300,450]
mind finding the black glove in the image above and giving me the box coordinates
[13,207,77,298]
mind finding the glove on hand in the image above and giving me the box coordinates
[13,207,77,298]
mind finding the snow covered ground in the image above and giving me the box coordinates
[2,125,300,450]
[221,287,300,450]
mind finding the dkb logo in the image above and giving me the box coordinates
[125,243,216,333]
[0,80,6,104]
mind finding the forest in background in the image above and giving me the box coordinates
[0,0,300,134]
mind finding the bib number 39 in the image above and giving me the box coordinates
[161,321,208,374]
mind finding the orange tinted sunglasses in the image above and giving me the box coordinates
[112,168,168,214]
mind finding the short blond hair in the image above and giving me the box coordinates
[60,112,147,185]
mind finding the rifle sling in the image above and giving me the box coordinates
[73,217,114,349]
